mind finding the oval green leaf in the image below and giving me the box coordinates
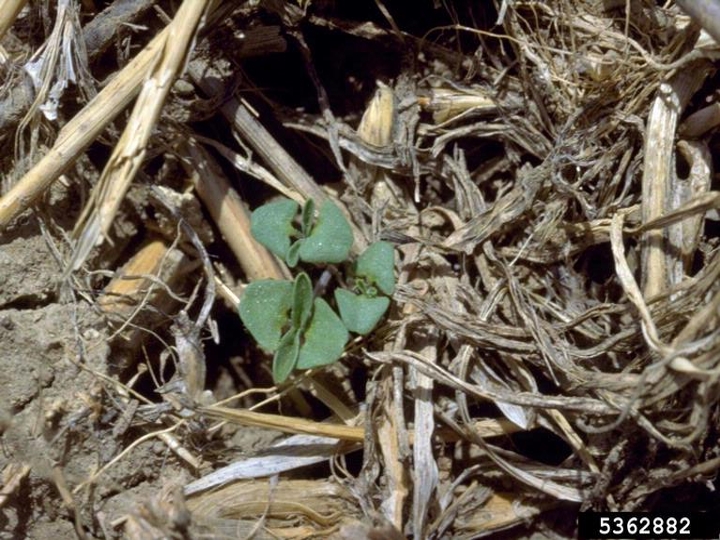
[356,241,395,296]
[273,328,300,383]
[250,199,299,260]
[292,272,313,330]
[334,288,390,335]
[299,201,353,264]
[238,279,293,352]
[301,198,315,235]
[286,239,302,268]
[296,298,349,369]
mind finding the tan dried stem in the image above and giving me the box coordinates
[0,13,179,230]
[0,0,27,42]
[183,140,290,282]
[641,65,710,299]
[68,0,213,273]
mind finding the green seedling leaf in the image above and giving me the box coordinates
[296,298,349,369]
[286,239,302,268]
[238,280,293,352]
[299,201,353,264]
[356,241,395,296]
[301,198,315,235]
[335,288,390,335]
[273,328,300,383]
[250,199,299,260]
[292,272,313,329]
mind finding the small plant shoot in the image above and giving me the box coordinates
[250,198,353,268]
[355,240,395,296]
[240,197,396,383]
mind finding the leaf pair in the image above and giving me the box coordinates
[238,273,348,383]
[335,241,395,335]
[250,199,353,267]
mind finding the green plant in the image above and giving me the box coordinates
[250,198,354,267]
[238,198,395,383]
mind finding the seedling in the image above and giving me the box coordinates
[250,198,354,267]
[239,198,395,382]
[334,241,395,335]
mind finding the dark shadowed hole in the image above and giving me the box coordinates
[510,427,572,466]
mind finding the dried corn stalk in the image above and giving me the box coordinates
[68,0,212,273]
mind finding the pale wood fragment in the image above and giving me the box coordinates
[641,66,709,298]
